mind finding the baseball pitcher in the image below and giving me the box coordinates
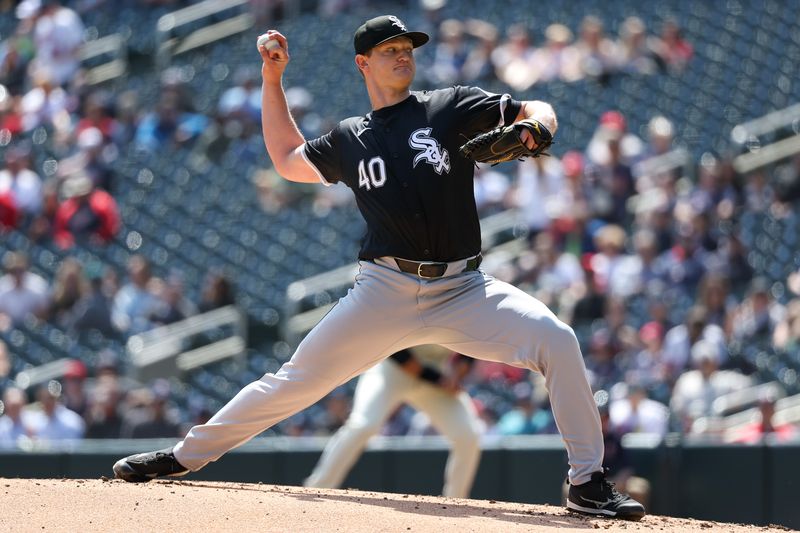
[113,15,645,520]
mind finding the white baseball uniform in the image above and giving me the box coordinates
[303,347,482,498]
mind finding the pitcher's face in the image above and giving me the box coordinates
[360,36,416,90]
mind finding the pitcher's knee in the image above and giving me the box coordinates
[552,322,581,354]
[552,323,583,364]
[524,318,582,365]
[345,417,382,438]
[451,425,482,451]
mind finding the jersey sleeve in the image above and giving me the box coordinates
[451,85,523,137]
[302,126,343,186]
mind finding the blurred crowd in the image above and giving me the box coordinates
[0,0,124,246]
[0,251,236,336]
[1,0,799,452]
[0,350,209,448]
[0,249,235,447]
[415,10,692,90]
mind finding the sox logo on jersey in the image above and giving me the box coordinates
[409,128,451,175]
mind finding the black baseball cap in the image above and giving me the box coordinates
[353,15,429,55]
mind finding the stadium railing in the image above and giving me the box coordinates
[733,133,800,174]
[126,304,247,382]
[711,380,786,417]
[731,101,800,173]
[692,392,800,436]
[155,0,254,69]
[731,102,800,146]
[631,146,693,182]
[12,358,78,391]
[78,33,128,86]
[774,393,800,426]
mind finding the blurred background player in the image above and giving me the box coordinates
[304,346,482,498]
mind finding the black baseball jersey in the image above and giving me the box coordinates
[303,86,522,262]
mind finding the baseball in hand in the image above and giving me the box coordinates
[258,35,280,51]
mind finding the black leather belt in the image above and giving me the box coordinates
[394,254,482,279]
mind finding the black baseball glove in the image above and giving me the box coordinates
[459,119,554,165]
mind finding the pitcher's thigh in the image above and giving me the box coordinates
[435,275,580,371]
[286,288,421,387]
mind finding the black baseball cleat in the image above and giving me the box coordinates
[113,447,189,483]
[566,470,645,520]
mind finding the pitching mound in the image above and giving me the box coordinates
[2,478,786,532]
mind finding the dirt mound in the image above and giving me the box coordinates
[2,478,783,532]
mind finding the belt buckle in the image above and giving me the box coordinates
[417,261,444,279]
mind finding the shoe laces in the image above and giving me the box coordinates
[597,469,624,501]
[154,451,174,463]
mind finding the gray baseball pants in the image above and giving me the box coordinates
[173,257,603,485]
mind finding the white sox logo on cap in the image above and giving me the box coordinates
[388,16,407,31]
